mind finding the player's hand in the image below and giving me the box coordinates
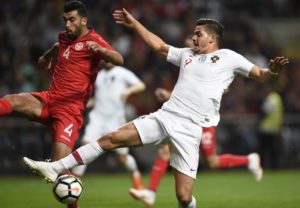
[37,56,53,71]
[86,41,104,53]
[113,8,136,28]
[269,56,289,74]
[121,91,130,101]
[154,88,171,102]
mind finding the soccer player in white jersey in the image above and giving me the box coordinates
[23,8,289,208]
[71,62,145,189]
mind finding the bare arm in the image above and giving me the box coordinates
[113,8,169,59]
[121,82,146,101]
[38,42,59,70]
[249,56,289,82]
[86,41,124,65]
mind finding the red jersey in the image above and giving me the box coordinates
[48,29,112,116]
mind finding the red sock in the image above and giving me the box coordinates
[148,158,169,192]
[0,99,13,115]
[67,202,78,208]
[218,154,249,168]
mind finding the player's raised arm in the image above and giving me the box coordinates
[113,8,169,59]
[86,41,124,65]
[121,82,146,101]
[249,56,289,82]
[38,42,59,71]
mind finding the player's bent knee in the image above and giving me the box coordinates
[207,160,218,169]
[176,188,192,206]
[116,153,127,164]
[205,156,219,169]
[3,94,18,106]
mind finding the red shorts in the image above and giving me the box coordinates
[199,127,216,157]
[31,91,83,149]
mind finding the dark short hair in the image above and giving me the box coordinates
[64,0,87,17]
[196,18,224,44]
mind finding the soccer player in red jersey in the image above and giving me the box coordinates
[0,1,123,207]
[129,88,263,206]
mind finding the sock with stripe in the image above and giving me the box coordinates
[52,141,104,173]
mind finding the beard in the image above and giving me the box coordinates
[67,27,82,40]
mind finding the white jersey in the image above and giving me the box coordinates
[163,47,254,127]
[91,66,142,128]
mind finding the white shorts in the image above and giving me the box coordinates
[82,110,129,155]
[133,109,202,179]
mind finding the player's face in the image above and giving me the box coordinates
[191,25,213,54]
[63,10,87,40]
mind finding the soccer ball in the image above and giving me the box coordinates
[52,174,83,204]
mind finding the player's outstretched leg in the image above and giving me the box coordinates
[24,141,104,182]
[248,153,263,182]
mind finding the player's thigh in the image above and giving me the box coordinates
[132,114,167,145]
[51,141,73,161]
[4,93,43,119]
[99,122,142,150]
[172,168,194,201]
[52,113,82,150]
[167,120,202,179]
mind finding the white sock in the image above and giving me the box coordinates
[71,164,87,177]
[123,154,138,173]
[52,141,104,172]
[178,196,196,208]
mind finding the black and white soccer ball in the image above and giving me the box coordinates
[52,174,83,204]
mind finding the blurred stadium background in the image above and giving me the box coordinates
[0,0,300,175]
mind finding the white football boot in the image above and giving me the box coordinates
[23,157,59,183]
[248,153,263,182]
[129,188,156,206]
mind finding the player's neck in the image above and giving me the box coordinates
[78,27,89,39]
[199,45,219,54]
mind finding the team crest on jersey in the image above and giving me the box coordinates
[211,55,220,63]
[75,42,84,51]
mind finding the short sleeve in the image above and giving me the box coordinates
[167,46,186,67]
[95,35,112,50]
[233,52,254,77]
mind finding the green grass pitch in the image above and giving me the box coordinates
[1,170,299,208]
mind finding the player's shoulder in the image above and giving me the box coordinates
[88,29,106,42]
[217,49,243,58]
[58,31,70,44]
[179,47,193,54]
[218,48,237,55]
[113,65,131,74]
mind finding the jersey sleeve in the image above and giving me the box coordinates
[232,52,255,77]
[167,46,186,67]
[95,35,113,50]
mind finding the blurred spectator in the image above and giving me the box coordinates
[257,85,284,169]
